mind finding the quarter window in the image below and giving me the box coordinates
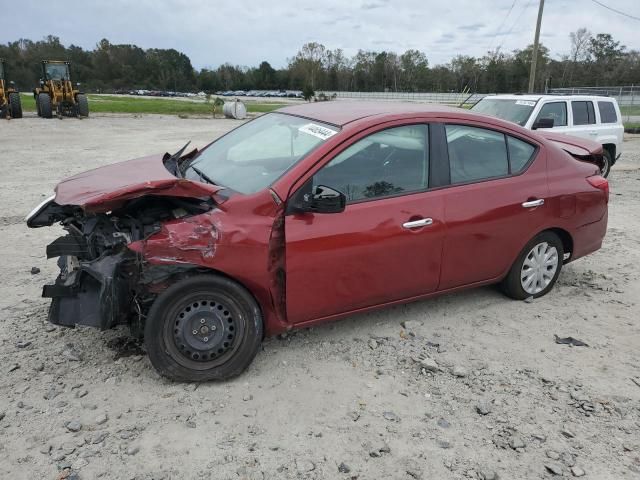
[597,101,618,123]
[536,102,567,127]
[572,101,596,125]
[446,125,508,183]
[508,136,536,173]
[313,125,429,203]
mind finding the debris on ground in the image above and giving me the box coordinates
[554,335,589,347]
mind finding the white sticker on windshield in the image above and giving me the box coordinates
[298,123,337,140]
[515,100,536,106]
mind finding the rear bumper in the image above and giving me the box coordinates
[43,251,133,330]
[570,209,608,261]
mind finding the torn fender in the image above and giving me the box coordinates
[54,153,223,213]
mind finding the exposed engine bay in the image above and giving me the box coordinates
[27,195,214,334]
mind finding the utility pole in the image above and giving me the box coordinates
[528,0,545,93]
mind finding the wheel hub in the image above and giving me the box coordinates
[173,299,236,362]
[520,242,558,295]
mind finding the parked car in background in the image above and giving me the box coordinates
[472,94,623,177]
[26,102,608,382]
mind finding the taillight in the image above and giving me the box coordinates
[587,175,609,203]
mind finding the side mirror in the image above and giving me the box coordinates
[532,117,554,129]
[293,185,346,214]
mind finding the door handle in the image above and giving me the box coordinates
[402,218,433,229]
[522,199,544,208]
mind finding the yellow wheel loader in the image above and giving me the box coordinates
[33,60,88,119]
[0,59,23,119]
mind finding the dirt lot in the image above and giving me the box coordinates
[1,114,639,480]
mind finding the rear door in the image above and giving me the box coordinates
[567,100,599,142]
[437,122,550,290]
[284,122,446,324]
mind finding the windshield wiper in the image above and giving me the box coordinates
[190,166,217,186]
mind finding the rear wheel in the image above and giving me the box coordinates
[600,149,612,178]
[76,94,89,117]
[501,231,564,300]
[144,275,263,382]
[38,93,52,119]
[8,92,22,118]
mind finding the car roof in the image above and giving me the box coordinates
[482,94,616,103]
[277,101,465,127]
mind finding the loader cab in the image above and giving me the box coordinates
[42,61,71,82]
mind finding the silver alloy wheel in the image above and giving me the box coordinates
[520,242,559,295]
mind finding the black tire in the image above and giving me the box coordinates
[144,275,263,382]
[600,149,612,178]
[38,93,52,119]
[501,231,564,300]
[76,94,89,117]
[8,92,22,118]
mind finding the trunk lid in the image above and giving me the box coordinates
[54,154,222,213]
[536,131,605,170]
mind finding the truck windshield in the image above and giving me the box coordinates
[471,98,537,126]
[186,113,339,194]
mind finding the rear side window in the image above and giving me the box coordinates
[446,125,508,183]
[536,102,567,127]
[508,136,536,173]
[598,101,618,123]
[572,101,596,125]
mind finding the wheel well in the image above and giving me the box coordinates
[603,143,616,159]
[152,266,265,328]
[546,228,573,258]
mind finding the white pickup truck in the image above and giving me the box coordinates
[472,94,623,177]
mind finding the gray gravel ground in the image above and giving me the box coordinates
[0,115,639,479]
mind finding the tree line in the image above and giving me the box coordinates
[1,30,638,94]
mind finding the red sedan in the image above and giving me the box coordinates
[26,102,609,381]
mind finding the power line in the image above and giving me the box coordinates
[488,0,518,53]
[495,0,533,54]
[590,0,640,21]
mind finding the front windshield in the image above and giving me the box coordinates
[186,113,339,194]
[45,63,70,81]
[471,98,537,126]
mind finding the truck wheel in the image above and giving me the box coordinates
[76,94,89,117]
[144,275,263,382]
[8,93,22,118]
[38,93,53,119]
[600,149,612,178]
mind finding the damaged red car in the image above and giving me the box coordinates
[26,102,609,381]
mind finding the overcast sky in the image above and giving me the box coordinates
[3,0,639,69]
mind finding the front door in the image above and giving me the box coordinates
[284,124,445,324]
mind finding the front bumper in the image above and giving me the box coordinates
[43,250,133,330]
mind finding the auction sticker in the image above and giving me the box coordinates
[515,100,536,106]
[299,123,338,140]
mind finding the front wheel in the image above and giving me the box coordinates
[501,231,564,300]
[8,92,22,118]
[144,275,263,382]
[76,94,89,117]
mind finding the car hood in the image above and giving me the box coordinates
[536,131,603,157]
[54,153,223,213]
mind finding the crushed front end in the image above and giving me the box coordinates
[26,195,214,333]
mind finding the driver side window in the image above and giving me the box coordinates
[313,125,429,203]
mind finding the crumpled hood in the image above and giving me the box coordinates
[54,153,222,213]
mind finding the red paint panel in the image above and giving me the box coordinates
[439,153,549,289]
[285,192,445,324]
[54,154,221,212]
